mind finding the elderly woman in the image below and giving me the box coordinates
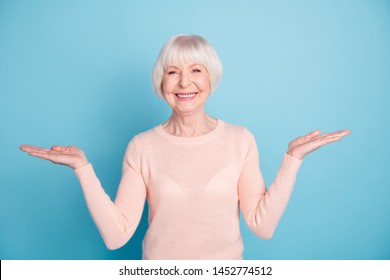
[20,35,350,260]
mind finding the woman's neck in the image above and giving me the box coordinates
[162,110,217,137]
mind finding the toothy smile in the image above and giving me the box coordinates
[175,93,198,99]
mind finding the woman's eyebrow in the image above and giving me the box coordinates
[165,66,179,72]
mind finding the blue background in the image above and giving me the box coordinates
[1,0,389,260]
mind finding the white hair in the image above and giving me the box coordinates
[152,35,223,98]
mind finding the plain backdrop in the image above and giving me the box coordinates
[0,0,389,259]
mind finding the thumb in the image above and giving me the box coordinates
[51,145,67,151]
[307,130,321,138]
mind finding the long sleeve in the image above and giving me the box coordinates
[238,130,302,239]
[73,137,147,249]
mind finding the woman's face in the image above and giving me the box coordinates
[162,62,210,115]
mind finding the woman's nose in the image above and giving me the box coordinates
[179,73,190,88]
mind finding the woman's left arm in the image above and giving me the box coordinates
[238,129,350,239]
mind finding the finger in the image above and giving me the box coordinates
[315,135,343,146]
[336,129,351,137]
[28,151,53,161]
[20,144,39,151]
[322,136,343,146]
[315,129,351,139]
[20,145,50,152]
[28,150,63,163]
[326,130,350,137]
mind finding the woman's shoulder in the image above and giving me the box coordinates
[129,125,160,145]
[221,120,254,138]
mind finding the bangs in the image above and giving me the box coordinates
[161,37,210,70]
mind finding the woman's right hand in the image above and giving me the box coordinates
[19,145,89,170]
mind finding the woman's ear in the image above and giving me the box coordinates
[160,83,164,98]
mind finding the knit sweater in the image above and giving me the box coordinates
[74,119,302,259]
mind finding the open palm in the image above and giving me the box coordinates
[287,129,351,160]
[19,145,89,169]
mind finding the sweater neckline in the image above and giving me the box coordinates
[154,119,225,145]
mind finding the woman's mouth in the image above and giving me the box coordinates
[175,92,198,100]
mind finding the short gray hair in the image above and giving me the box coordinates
[152,35,223,98]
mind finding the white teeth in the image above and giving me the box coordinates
[177,93,196,98]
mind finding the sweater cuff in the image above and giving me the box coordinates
[278,153,302,178]
[73,163,101,192]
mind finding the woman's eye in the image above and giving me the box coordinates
[168,71,177,75]
[192,69,201,73]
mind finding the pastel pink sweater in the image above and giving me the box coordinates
[74,120,302,259]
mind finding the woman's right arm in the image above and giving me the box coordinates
[19,141,147,250]
[19,145,89,169]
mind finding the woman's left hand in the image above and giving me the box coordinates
[287,129,351,160]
